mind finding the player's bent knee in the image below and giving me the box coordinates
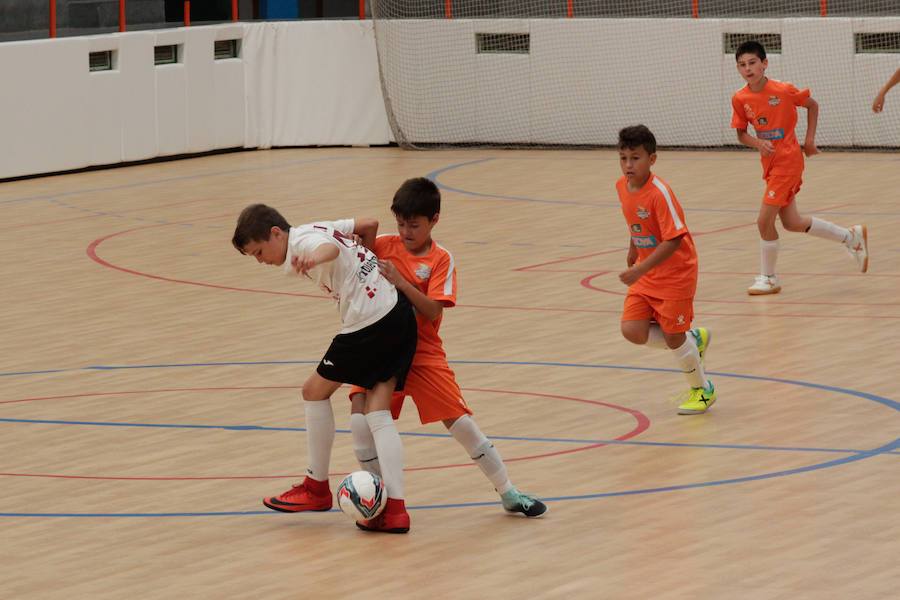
[621,325,647,345]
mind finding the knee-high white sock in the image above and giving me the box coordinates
[807,217,850,243]
[449,415,514,494]
[350,412,381,476]
[366,410,404,499]
[645,323,668,349]
[760,239,779,276]
[672,335,707,389]
[304,400,335,482]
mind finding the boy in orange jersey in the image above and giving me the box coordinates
[732,40,868,295]
[349,177,547,526]
[616,125,715,415]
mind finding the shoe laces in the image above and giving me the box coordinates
[282,481,314,499]
[502,490,534,511]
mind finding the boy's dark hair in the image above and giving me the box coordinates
[735,40,766,61]
[617,125,657,155]
[391,177,441,220]
[232,203,291,253]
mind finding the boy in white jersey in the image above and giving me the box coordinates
[232,203,417,533]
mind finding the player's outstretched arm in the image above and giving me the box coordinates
[873,67,900,113]
[802,97,819,157]
[353,217,379,251]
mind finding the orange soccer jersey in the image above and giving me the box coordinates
[616,174,698,300]
[731,79,811,179]
[350,234,472,424]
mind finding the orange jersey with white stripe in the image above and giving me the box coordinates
[373,235,457,367]
[731,79,811,178]
[616,174,698,299]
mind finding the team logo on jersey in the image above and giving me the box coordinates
[415,263,431,280]
[631,224,642,233]
[768,189,776,198]
[636,206,650,219]
[676,314,685,325]
[743,103,756,119]
[768,96,780,106]
[757,116,768,126]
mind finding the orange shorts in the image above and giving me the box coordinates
[622,292,694,334]
[763,174,802,207]
[348,362,472,424]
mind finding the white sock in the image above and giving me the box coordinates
[366,410,404,499]
[807,217,850,244]
[645,323,668,349]
[449,415,514,494]
[303,400,335,482]
[350,412,381,476]
[672,336,707,389]
[760,239,779,277]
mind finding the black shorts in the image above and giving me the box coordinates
[316,293,417,391]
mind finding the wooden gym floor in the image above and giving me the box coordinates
[1,147,898,599]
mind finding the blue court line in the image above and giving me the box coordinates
[2,417,897,456]
[427,159,897,215]
[2,358,897,517]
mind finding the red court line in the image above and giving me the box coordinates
[580,272,900,307]
[85,207,891,319]
[87,226,329,300]
[0,386,650,480]
[515,203,851,273]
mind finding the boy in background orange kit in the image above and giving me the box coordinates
[731,40,868,295]
[349,178,547,520]
[616,125,715,415]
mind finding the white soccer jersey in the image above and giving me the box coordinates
[283,219,397,333]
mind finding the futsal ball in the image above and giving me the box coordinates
[336,471,386,521]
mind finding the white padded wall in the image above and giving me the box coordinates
[120,31,157,162]
[213,26,246,150]
[86,36,124,167]
[155,29,189,158]
[183,26,217,153]
[377,20,475,144]
[474,21,530,144]
[1,18,897,180]
[784,18,855,146]
[0,38,91,178]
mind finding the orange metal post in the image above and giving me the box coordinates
[359,0,365,19]
[445,0,452,19]
[692,0,699,18]
[232,0,238,20]
[567,0,573,18]
[184,0,190,26]
[120,0,126,31]
[50,0,57,37]
[820,0,827,16]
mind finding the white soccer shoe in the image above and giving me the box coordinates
[747,274,781,295]
[845,225,868,273]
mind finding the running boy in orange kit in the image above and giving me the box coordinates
[731,40,868,295]
[616,125,715,415]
